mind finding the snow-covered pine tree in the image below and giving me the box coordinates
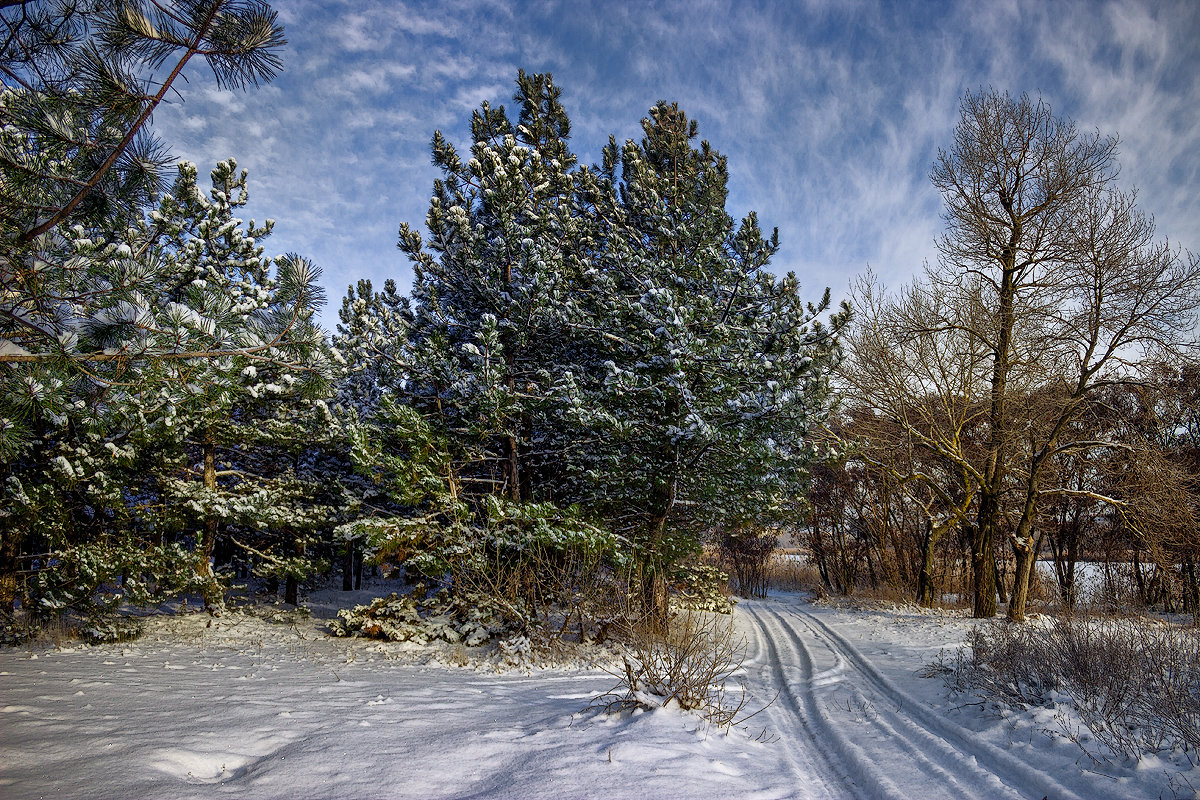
[334,278,411,420]
[134,160,332,612]
[568,103,847,620]
[0,0,287,456]
[331,73,627,637]
[1,160,332,618]
[394,70,588,503]
[0,1,296,619]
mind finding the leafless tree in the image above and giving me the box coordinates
[924,89,1200,620]
[836,272,990,606]
[836,91,1200,620]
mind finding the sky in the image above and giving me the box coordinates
[152,0,1200,334]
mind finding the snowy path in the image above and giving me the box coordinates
[0,591,1181,798]
[738,597,1089,800]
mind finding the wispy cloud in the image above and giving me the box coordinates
[150,0,1200,330]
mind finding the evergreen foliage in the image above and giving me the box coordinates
[338,72,845,623]
[0,2,340,622]
[568,102,847,617]
[3,159,334,617]
[1,42,844,639]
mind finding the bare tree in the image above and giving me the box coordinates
[836,272,989,606]
[834,91,1200,620]
[928,89,1200,620]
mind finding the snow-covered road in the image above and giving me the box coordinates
[739,599,1096,800]
[0,592,1183,799]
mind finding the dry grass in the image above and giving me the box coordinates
[593,607,756,728]
[939,613,1200,764]
[765,553,822,593]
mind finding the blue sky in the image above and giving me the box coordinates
[154,0,1200,333]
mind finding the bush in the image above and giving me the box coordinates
[940,615,1200,763]
[328,585,522,646]
[79,615,143,644]
[349,496,627,643]
[24,539,210,620]
[0,610,40,645]
[670,561,734,614]
[719,529,777,598]
[596,607,750,726]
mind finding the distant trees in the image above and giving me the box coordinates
[828,90,1200,620]
[835,272,986,607]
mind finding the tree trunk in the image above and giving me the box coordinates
[640,566,668,630]
[994,553,1008,605]
[1008,539,1036,622]
[917,518,938,607]
[1051,521,1079,610]
[1183,555,1199,621]
[810,519,833,591]
[504,433,521,502]
[891,520,911,586]
[970,513,998,617]
[0,530,19,613]
[342,542,354,591]
[198,431,224,615]
[520,414,533,501]
[974,232,1018,619]
[640,474,676,626]
[864,534,878,589]
[1133,547,1147,606]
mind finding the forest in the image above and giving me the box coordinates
[3,0,1200,654]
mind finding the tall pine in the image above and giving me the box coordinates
[568,103,847,618]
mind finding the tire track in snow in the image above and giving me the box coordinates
[742,597,1089,800]
[751,605,965,799]
[785,603,1088,800]
[740,604,879,800]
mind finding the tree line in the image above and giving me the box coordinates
[2,2,1197,640]
[1,2,841,637]
[823,92,1200,621]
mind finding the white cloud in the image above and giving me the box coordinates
[147,0,1200,332]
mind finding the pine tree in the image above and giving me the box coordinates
[568,103,847,619]
[336,75,846,628]
[1,0,286,456]
[1,1,292,616]
[134,160,330,612]
[1,160,331,616]
[333,73,626,632]
[394,70,587,502]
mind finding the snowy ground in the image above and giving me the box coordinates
[1,588,1194,799]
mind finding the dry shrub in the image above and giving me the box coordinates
[940,614,1200,764]
[595,607,752,727]
[456,542,626,646]
[766,553,822,593]
[719,530,777,598]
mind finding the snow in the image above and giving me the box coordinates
[1035,559,1147,605]
[1,589,1193,799]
